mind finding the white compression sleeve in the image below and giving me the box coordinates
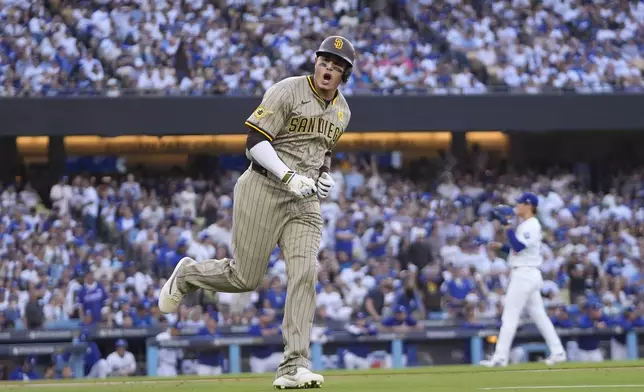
[249,140,291,180]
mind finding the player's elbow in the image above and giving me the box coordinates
[246,128,271,152]
[506,229,526,252]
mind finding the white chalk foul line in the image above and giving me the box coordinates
[480,385,644,390]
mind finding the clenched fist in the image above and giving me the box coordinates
[282,171,317,198]
[316,172,335,199]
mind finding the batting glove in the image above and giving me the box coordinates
[282,171,317,198]
[316,172,335,199]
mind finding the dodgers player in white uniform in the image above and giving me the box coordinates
[156,322,184,377]
[481,193,567,367]
[105,339,137,377]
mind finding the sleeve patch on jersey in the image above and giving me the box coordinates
[524,232,530,239]
[253,106,273,119]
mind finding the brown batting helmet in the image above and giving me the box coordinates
[316,36,355,83]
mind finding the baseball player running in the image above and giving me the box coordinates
[159,35,355,389]
[481,193,567,367]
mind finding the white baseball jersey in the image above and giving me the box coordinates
[105,351,136,376]
[156,331,183,367]
[507,217,542,268]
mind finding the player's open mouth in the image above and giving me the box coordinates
[322,73,332,84]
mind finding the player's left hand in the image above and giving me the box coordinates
[317,172,335,199]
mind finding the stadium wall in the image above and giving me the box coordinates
[1,94,643,136]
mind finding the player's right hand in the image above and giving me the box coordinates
[282,171,317,198]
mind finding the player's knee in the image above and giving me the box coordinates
[290,262,316,285]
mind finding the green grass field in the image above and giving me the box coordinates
[1,361,643,392]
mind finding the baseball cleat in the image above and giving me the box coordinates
[158,257,195,313]
[479,357,508,367]
[273,368,324,389]
[544,351,567,366]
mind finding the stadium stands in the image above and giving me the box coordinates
[407,0,644,93]
[0,155,642,336]
[4,0,641,96]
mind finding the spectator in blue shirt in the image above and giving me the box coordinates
[9,357,40,381]
[367,221,388,258]
[196,312,223,376]
[248,310,283,374]
[610,306,644,360]
[461,305,486,363]
[394,273,423,316]
[342,312,378,369]
[551,305,574,329]
[76,272,107,324]
[131,304,153,327]
[381,306,419,368]
[576,302,610,362]
[441,267,475,309]
[263,277,287,316]
[335,217,355,261]
[381,305,421,333]
[604,250,633,278]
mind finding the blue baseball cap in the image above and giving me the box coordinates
[517,192,538,207]
[584,302,602,310]
[116,339,127,348]
[77,330,89,342]
[356,312,367,320]
[395,305,407,314]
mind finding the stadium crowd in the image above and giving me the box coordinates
[408,0,644,93]
[2,0,642,96]
[0,152,642,336]
[0,146,642,378]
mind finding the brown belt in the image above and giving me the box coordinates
[251,162,268,177]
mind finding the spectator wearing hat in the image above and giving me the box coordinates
[187,232,214,261]
[550,305,578,362]
[105,339,136,377]
[342,312,378,369]
[196,312,223,376]
[156,321,184,377]
[380,306,420,368]
[9,357,40,381]
[248,310,282,374]
[610,306,644,360]
[576,302,610,362]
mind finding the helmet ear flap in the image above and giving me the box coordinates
[342,67,352,83]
